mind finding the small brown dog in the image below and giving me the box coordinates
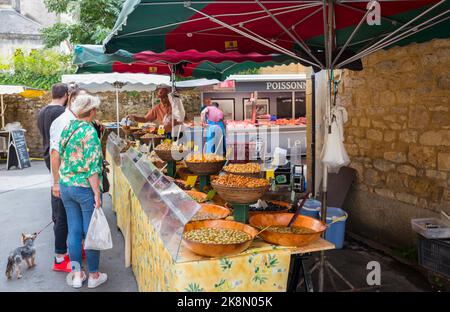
[5,233,37,279]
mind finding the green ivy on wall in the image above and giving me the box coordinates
[0,49,76,90]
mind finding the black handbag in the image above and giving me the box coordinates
[102,160,110,193]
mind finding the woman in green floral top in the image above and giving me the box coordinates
[59,94,107,289]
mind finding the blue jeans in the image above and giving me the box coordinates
[60,185,100,273]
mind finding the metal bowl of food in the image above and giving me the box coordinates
[183,220,258,258]
[249,213,326,247]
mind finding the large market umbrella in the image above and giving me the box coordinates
[61,73,171,135]
[0,85,45,129]
[74,45,300,80]
[103,0,450,70]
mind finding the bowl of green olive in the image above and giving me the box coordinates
[183,220,258,258]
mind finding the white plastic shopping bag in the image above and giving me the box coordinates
[321,119,350,173]
[169,92,186,123]
[84,208,113,250]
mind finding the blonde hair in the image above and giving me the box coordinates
[71,94,100,117]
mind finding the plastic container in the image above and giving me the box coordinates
[320,207,348,249]
[417,235,450,278]
[300,199,321,219]
[272,147,287,166]
[411,218,450,239]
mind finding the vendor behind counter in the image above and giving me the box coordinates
[127,87,185,136]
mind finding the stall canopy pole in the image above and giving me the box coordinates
[318,0,334,292]
[170,65,176,140]
[116,87,120,136]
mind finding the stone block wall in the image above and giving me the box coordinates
[338,38,450,246]
[2,90,201,157]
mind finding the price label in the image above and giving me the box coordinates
[157,125,165,135]
[194,145,199,152]
[266,170,275,180]
[206,189,216,200]
[186,175,198,187]
[164,139,172,144]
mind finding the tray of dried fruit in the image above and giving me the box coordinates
[211,174,270,205]
[190,203,231,222]
[185,190,209,203]
[138,133,166,145]
[154,140,187,162]
[249,213,327,247]
[222,163,262,178]
[182,220,258,257]
[184,153,226,176]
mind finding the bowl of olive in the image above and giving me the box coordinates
[183,220,258,257]
[249,213,327,247]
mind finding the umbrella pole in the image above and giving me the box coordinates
[116,88,120,137]
[318,69,332,292]
[171,66,175,140]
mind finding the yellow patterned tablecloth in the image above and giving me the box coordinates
[129,190,290,292]
[107,151,334,292]
[110,157,132,267]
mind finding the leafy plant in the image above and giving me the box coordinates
[42,0,125,48]
[220,258,233,271]
[252,273,268,285]
[236,68,261,75]
[265,254,279,268]
[185,283,203,292]
[0,49,75,89]
[214,279,226,289]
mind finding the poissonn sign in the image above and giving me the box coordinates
[235,80,306,92]
[266,81,306,91]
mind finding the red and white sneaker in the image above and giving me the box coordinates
[53,256,72,273]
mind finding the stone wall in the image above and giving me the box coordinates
[2,90,200,157]
[338,38,450,246]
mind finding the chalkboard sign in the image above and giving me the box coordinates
[7,130,31,170]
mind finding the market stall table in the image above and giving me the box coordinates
[106,142,334,292]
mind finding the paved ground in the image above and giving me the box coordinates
[298,239,431,292]
[0,160,433,292]
[0,160,137,292]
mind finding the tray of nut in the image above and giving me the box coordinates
[211,174,270,204]
[184,153,226,176]
[182,220,258,257]
[222,163,262,178]
[154,140,187,162]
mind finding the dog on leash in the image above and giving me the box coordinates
[5,233,37,279]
